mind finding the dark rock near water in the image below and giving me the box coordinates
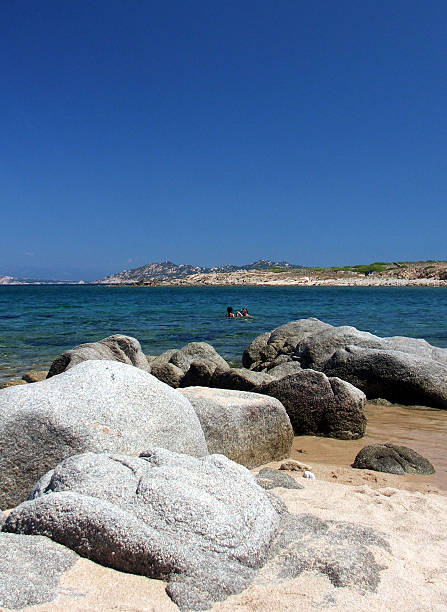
[150,360,184,388]
[149,342,230,388]
[258,370,366,439]
[352,443,435,475]
[47,334,150,377]
[242,318,332,371]
[178,387,293,468]
[4,448,281,611]
[22,370,48,383]
[0,532,77,609]
[244,318,447,409]
[255,467,303,490]
[0,360,207,508]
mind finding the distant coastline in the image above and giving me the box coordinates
[2,260,447,287]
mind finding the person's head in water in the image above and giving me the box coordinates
[226,306,235,317]
[241,307,248,316]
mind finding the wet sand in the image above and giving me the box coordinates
[288,403,447,494]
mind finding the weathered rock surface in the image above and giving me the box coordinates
[0,379,26,389]
[0,360,207,508]
[295,324,447,370]
[22,370,48,383]
[244,318,447,408]
[323,345,447,409]
[213,368,274,391]
[4,448,281,610]
[258,370,366,439]
[267,361,303,379]
[0,532,77,609]
[178,387,293,468]
[242,318,332,371]
[149,342,230,388]
[352,443,435,474]
[255,468,303,490]
[47,334,150,377]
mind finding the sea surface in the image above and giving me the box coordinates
[1,285,447,382]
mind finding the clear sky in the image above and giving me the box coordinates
[1,1,446,280]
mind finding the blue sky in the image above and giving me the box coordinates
[1,1,446,280]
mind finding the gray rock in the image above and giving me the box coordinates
[0,532,76,609]
[256,468,303,490]
[323,345,447,409]
[214,368,275,392]
[352,443,435,474]
[178,387,293,468]
[258,370,366,439]
[0,360,207,508]
[22,370,48,383]
[181,360,217,387]
[47,334,150,377]
[4,448,281,610]
[150,360,184,388]
[242,319,332,371]
[150,343,230,388]
[268,362,303,379]
[295,324,447,370]
[170,342,229,373]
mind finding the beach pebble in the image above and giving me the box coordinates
[21,370,48,383]
[279,459,311,472]
[302,470,316,480]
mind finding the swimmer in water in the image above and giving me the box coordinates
[226,306,235,318]
[241,307,249,317]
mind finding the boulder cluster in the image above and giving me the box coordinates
[0,319,441,609]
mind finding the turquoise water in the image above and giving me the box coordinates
[1,285,447,382]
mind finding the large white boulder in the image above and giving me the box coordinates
[0,360,207,508]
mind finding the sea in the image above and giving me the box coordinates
[1,284,447,383]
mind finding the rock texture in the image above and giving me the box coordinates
[212,368,274,391]
[258,370,366,439]
[178,387,293,468]
[352,443,435,475]
[22,370,48,383]
[149,342,230,388]
[4,448,281,610]
[255,468,303,490]
[47,334,150,377]
[323,345,447,409]
[295,324,447,370]
[244,318,447,408]
[0,533,77,609]
[0,360,207,508]
[242,318,332,371]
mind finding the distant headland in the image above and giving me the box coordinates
[96,259,447,287]
[2,259,447,286]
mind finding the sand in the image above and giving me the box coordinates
[6,401,447,611]
[15,472,447,612]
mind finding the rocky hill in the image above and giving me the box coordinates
[97,259,303,284]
